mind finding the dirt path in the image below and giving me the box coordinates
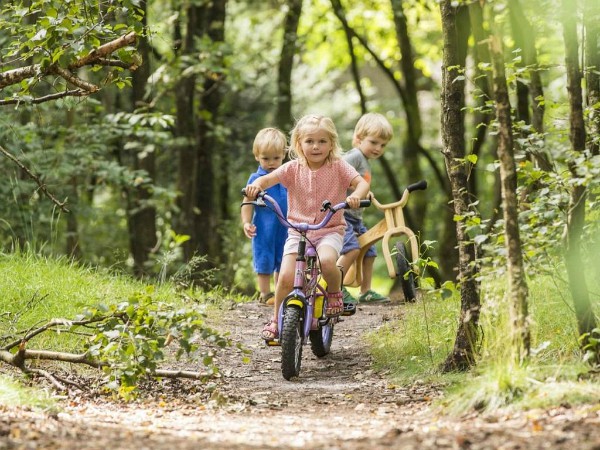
[2,300,600,449]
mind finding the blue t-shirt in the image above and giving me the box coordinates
[246,166,288,274]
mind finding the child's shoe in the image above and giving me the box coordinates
[358,290,390,304]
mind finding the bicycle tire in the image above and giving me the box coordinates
[280,305,303,380]
[309,321,334,357]
[395,242,417,302]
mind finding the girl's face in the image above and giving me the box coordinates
[299,128,332,170]
[255,148,284,172]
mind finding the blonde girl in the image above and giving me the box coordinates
[243,114,370,340]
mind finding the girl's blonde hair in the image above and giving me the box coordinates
[352,112,394,148]
[252,127,287,157]
[288,114,343,165]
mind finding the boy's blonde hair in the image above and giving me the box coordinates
[352,112,394,148]
[252,127,287,157]
[289,114,343,165]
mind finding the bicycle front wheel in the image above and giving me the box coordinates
[280,305,304,380]
[395,242,417,302]
[309,321,334,357]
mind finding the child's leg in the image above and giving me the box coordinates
[319,245,344,316]
[360,256,375,294]
[257,273,273,297]
[261,253,295,340]
[337,248,359,279]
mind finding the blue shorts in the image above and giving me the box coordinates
[341,214,377,257]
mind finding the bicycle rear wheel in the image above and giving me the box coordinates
[309,321,334,357]
[280,305,303,380]
[395,242,417,302]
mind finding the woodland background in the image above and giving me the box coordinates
[1,0,599,374]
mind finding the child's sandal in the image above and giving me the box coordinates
[261,319,278,340]
[326,292,344,317]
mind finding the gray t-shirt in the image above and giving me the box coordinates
[343,147,371,220]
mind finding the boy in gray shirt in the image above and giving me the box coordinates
[338,113,394,305]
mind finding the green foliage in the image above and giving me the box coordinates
[0,375,56,410]
[579,328,600,367]
[80,287,230,399]
[0,0,143,97]
[367,288,460,382]
[0,252,237,400]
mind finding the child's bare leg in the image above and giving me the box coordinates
[320,246,341,290]
[273,254,296,318]
[360,256,375,294]
[257,273,272,296]
[320,246,344,315]
[337,248,359,279]
[261,254,295,340]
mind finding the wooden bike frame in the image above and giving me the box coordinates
[343,189,419,288]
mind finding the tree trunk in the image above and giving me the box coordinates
[439,0,481,372]
[562,0,598,358]
[508,0,550,171]
[276,0,303,132]
[193,0,227,277]
[489,27,531,363]
[175,5,199,263]
[389,0,427,234]
[127,0,157,278]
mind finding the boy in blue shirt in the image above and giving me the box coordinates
[241,128,288,305]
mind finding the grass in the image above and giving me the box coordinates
[367,268,600,414]
[0,251,241,407]
[0,375,56,410]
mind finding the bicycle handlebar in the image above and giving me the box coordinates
[407,180,428,192]
[241,189,370,232]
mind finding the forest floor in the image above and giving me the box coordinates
[2,299,600,449]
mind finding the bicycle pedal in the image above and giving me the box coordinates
[342,303,357,316]
[265,339,280,347]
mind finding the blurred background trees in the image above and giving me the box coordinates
[1,0,598,344]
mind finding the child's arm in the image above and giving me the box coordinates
[244,171,280,199]
[240,202,256,239]
[346,175,370,209]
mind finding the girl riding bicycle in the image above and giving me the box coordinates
[243,114,370,340]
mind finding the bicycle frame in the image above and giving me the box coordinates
[343,180,427,287]
[278,239,328,342]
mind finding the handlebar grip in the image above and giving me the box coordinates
[241,188,247,196]
[359,199,371,207]
[407,180,428,192]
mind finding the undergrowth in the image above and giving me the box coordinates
[0,251,244,405]
[367,268,600,414]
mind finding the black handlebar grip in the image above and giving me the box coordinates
[241,188,247,196]
[359,199,371,207]
[407,180,428,192]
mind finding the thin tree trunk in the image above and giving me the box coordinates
[390,0,426,233]
[276,0,303,132]
[128,0,157,278]
[440,0,481,372]
[489,27,531,363]
[562,0,598,356]
[508,0,550,171]
[175,4,199,263]
[194,0,227,276]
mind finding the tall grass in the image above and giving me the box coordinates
[368,269,600,413]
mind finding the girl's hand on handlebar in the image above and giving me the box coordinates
[346,194,362,209]
[244,184,261,200]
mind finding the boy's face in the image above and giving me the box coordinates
[357,134,388,160]
[256,148,284,172]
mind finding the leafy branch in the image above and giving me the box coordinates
[0,289,235,399]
